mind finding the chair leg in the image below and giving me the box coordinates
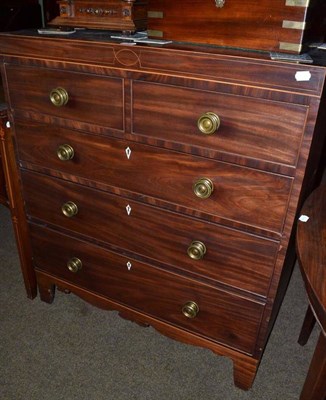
[298,305,316,346]
[300,331,326,400]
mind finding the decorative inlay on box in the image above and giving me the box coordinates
[49,0,148,33]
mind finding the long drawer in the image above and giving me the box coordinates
[30,223,264,355]
[15,120,292,234]
[132,80,308,168]
[22,170,279,297]
[5,65,124,130]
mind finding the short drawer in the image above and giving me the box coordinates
[5,65,124,131]
[22,171,279,297]
[132,80,308,168]
[30,224,265,355]
[16,120,292,234]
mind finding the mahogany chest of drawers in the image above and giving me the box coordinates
[147,0,326,53]
[0,31,325,390]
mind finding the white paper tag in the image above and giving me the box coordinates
[295,71,311,82]
[299,214,310,222]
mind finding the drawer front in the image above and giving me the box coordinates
[132,81,308,167]
[22,171,279,296]
[30,224,264,355]
[5,65,124,130]
[16,120,292,234]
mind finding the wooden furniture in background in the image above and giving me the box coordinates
[0,102,36,297]
[0,0,43,210]
[0,31,325,390]
[297,184,326,400]
[0,105,9,207]
[147,0,326,53]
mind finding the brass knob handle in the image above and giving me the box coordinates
[187,241,206,260]
[57,144,74,161]
[50,87,69,107]
[197,112,220,135]
[67,257,82,273]
[62,201,78,218]
[182,301,199,319]
[193,178,214,199]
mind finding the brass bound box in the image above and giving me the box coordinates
[147,0,326,53]
[49,0,148,33]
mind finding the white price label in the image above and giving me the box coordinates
[295,71,311,82]
[299,214,310,223]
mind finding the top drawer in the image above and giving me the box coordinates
[132,80,308,169]
[5,65,124,131]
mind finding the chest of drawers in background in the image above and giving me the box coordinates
[0,32,325,390]
[0,105,9,206]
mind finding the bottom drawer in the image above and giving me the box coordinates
[30,224,264,355]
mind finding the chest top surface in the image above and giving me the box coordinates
[0,31,325,96]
